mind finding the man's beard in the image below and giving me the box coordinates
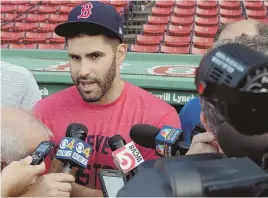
[72,56,116,103]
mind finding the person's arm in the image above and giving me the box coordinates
[20,71,42,111]
[70,183,103,197]
[138,108,182,160]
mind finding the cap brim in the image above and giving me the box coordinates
[55,21,123,42]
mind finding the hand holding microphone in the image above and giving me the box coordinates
[186,132,219,155]
[1,156,45,197]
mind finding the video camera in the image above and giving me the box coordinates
[117,43,268,197]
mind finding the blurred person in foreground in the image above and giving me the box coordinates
[186,23,268,166]
[180,19,268,146]
[1,107,75,197]
[33,1,180,195]
[0,61,42,111]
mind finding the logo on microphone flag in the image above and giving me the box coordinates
[112,142,144,174]
[156,144,164,156]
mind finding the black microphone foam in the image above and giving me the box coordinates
[66,123,88,141]
[217,121,268,166]
[108,134,126,151]
[130,124,160,149]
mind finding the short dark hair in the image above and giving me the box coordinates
[65,23,121,51]
[256,22,268,37]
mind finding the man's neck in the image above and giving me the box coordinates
[90,79,124,105]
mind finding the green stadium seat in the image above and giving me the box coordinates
[164,35,190,47]
[171,16,193,26]
[219,1,241,9]
[174,7,195,17]
[26,14,49,23]
[13,22,38,32]
[195,16,218,26]
[160,45,189,54]
[130,44,159,53]
[136,35,163,46]
[38,43,65,50]
[168,25,192,36]
[49,14,68,23]
[148,16,170,25]
[24,32,52,43]
[220,9,242,18]
[175,0,195,8]
[155,1,175,8]
[247,9,267,19]
[9,43,37,49]
[196,1,217,9]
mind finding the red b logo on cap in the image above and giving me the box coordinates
[78,2,93,19]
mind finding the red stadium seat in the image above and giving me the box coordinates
[17,5,32,13]
[220,16,244,24]
[136,35,162,46]
[160,45,189,54]
[29,0,39,5]
[195,16,218,26]
[38,6,59,14]
[175,0,195,8]
[98,0,110,4]
[194,25,218,37]
[219,1,241,9]
[27,6,39,14]
[9,43,37,49]
[1,32,25,44]
[50,33,65,44]
[164,35,190,47]
[38,23,57,33]
[13,22,38,32]
[10,1,31,5]
[196,8,218,18]
[24,32,52,43]
[171,16,193,26]
[58,6,73,15]
[115,7,124,15]
[220,9,242,18]
[193,36,214,48]
[174,7,195,17]
[38,43,65,49]
[26,14,49,23]
[2,14,27,22]
[143,24,166,35]
[43,1,70,6]
[49,14,68,23]
[1,43,9,49]
[67,1,85,6]
[109,0,128,7]
[152,7,173,16]
[168,25,192,36]
[196,1,217,9]
[147,16,169,25]
[244,1,264,10]
[191,47,207,55]
[247,9,267,19]
[259,18,268,23]
[156,1,175,8]
[1,22,14,31]
[1,5,17,13]
[1,1,11,5]
[130,44,159,53]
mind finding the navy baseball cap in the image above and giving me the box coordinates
[55,1,124,42]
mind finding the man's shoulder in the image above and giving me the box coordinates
[1,62,33,78]
[35,86,77,108]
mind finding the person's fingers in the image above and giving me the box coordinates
[53,182,72,192]
[49,173,75,183]
[30,162,46,175]
[20,156,33,165]
[191,132,216,145]
[48,159,64,173]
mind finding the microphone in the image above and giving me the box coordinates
[55,123,92,173]
[108,134,144,175]
[130,124,184,157]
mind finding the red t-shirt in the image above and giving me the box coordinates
[33,81,181,189]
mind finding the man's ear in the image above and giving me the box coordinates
[115,43,127,67]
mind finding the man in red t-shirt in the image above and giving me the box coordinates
[33,1,181,196]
